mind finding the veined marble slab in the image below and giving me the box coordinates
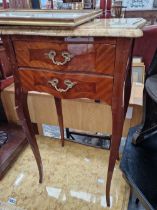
[0,18,146,38]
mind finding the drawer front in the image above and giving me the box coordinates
[18,69,113,105]
[14,41,116,75]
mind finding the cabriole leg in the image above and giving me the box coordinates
[106,110,124,206]
[15,83,43,183]
[54,97,64,147]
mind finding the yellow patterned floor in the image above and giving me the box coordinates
[0,136,129,210]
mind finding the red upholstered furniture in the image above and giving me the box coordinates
[133,25,157,71]
[133,26,157,144]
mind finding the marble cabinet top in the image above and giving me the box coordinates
[0,18,146,38]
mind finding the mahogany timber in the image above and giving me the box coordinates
[106,38,134,206]
[0,45,12,78]
[0,123,27,179]
[0,43,28,180]
[0,45,14,90]
[18,68,113,105]
[2,35,43,183]
[2,34,134,207]
[54,97,64,146]
[13,39,116,75]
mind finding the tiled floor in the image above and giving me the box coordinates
[0,136,129,210]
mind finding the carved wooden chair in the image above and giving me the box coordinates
[133,49,157,144]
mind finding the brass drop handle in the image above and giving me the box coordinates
[46,50,73,66]
[48,78,77,93]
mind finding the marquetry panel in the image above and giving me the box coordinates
[18,68,113,105]
[13,40,116,75]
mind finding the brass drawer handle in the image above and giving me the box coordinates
[46,50,73,66]
[48,78,77,93]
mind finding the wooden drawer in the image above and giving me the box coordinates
[18,68,113,105]
[14,40,116,75]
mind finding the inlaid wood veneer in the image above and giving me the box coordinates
[18,68,113,105]
[1,17,145,207]
[13,40,116,75]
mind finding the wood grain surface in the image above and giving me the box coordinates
[18,68,113,105]
[13,39,116,75]
[2,34,135,207]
